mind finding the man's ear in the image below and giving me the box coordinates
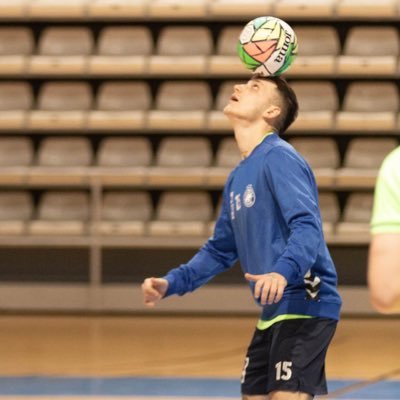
[262,105,281,120]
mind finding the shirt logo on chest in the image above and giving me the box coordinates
[243,184,256,208]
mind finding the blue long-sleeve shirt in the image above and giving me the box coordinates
[163,133,342,321]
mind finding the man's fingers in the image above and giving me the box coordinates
[245,273,259,282]
[142,277,169,307]
[267,279,278,305]
[142,279,160,297]
[254,279,264,299]
[260,281,271,305]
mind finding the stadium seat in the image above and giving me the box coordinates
[90,26,153,75]
[336,138,398,188]
[29,27,93,75]
[148,81,211,130]
[30,191,89,235]
[89,81,151,130]
[29,137,92,185]
[29,82,92,130]
[336,0,397,18]
[97,191,152,235]
[338,27,399,75]
[0,191,33,235]
[0,82,33,130]
[0,28,33,75]
[148,137,212,186]
[88,0,147,18]
[207,80,245,131]
[289,81,338,130]
[209,26,250,76]
[207,138,241,186]
[209,0,273,18]
[149,191,212,236]
[28,0,87,19]
[147,0,207,18]
[274,0,335,18]
[149,26,212,75]
[0,0,27,18]
[289,138,339,187]
[318,192,340,239]
[336,192,374,242]
[288,27,340,76]
[336,82,399,131]
[95,137,152,186]
[0,137,33,185]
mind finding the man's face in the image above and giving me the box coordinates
[223,78,280,122]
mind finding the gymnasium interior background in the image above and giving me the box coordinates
[0,0,399,399]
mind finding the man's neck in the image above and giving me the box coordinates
[233,121,275,159]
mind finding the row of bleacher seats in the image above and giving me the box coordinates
[0,136,396,189]
[0,190,373,240]
[0,0,399,20]
[1,26,400,77]
[1,80,400,132]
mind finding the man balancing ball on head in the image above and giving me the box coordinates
[142,74,342,400]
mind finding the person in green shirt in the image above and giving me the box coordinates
[369,146,400,313]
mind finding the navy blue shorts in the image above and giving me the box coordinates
[241,317,337,397]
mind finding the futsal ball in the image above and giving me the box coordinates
[237,16,298,76]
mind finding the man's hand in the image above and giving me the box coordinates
[245,272,287,305]
[141,277,169,307]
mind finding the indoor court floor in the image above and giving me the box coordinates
[0,315,399,399]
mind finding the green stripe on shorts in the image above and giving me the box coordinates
[257,314,313,330]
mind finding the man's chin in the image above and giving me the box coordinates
[223,104,236,117]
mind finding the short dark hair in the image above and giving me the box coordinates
[251,73,298,134]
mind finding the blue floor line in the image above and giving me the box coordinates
[0,376,397,398]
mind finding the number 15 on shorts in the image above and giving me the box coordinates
[275,361,292,381]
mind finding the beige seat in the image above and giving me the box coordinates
[207,80,245,131]
[90,26,153,75]
[0,137,33,185]
[0,0,27,18]
[89,82,151,130]
[318,192,340,239]
[148,81,211,130]
[289,138,339,187]
[29,82,92,130]
[338,27,399,76]
[28,0,87,19]
[149,191,212,236]
[209,0,272,18]
[97,191,152,235]
[207,138,241,186]
[336,138,398,188]
[336,0,397,17]
[288,27,340,76]
[336,192,374,243]
[29,137,92,185]
[0,137,33,167]
[336,82,399,131]
[0,28,33,74]
[150,26,212,75]
[95,137,152,186]
[147,0,207,18]
[0,82,33,130]
[88,0,147,18]
[30,27,93,76]
[290,81,338,130]
[209,26,250,76]
[0,191,33,235]
[148,137,212,186]
[274,0,335,17]
[30,191,89,235]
